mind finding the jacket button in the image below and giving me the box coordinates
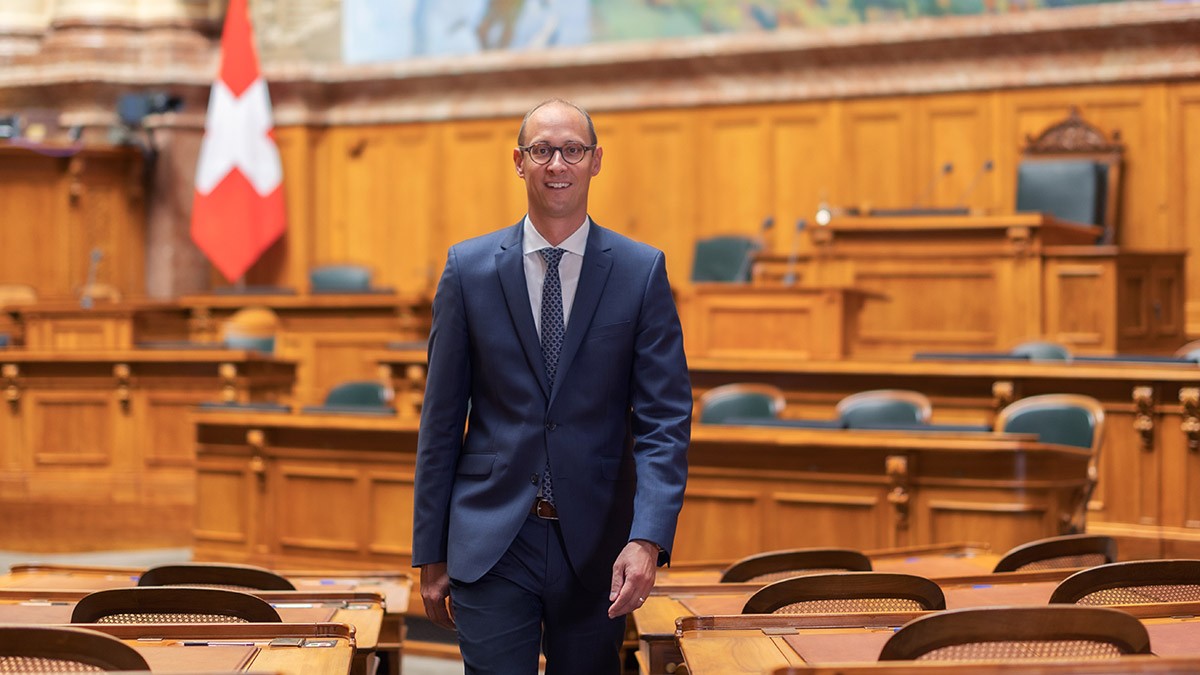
[530,474,538,485]
[546,422,557,431]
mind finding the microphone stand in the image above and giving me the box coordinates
[782,219,806,286]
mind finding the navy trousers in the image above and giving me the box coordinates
[449,513,625,675]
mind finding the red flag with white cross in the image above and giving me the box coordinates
[191,0,286,282]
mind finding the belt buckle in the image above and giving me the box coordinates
[533,499,558,520]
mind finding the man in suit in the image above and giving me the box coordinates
[412,99,691,674]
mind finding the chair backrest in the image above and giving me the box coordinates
[1016,108,1123,244]
[221,306,278,354]
[697,383,786,424]
[878,606,1151,661]
[995,394,1104,532]
[836,389,932,428]
[1012,340,1072,362]
[722,548,873,583]
[1049,559,1200,605]
[992,534,1118,573]
[324,380,394,408]
[310,263,373,292]
[71,587,282,624]
[138,562,295,591]
[1175,339,1200,361]
[0,283,37,306]
[742,572,945,615]
[0,625,151,671]
[691,235,760,282]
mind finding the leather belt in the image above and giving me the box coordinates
[531,498,558,520]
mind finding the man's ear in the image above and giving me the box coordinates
[513,147,526,178]
[590,146,603,177]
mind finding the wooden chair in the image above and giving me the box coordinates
[221,305,278,353]
[878,606,1151,661]
[71,587,282,624]
[721,547,872,583]
[743,572,945,615]
[1012,340,1072,362]
[992,534,1118,573]
[698,383,786,424]
[1016,108,1123,244]
[995,394,1105,532]
[138,562,296,591]
[836,389,932,428]
[1049,559,1200,605]
[0,625,151,671]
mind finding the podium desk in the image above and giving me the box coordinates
[180,292,431,406]
[9,301,192,350]
[0,350,295,551]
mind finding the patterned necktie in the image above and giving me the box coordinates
[538,247,565,506]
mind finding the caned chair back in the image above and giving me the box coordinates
[1049,559,1200,606]
[138,562,295,591]
[742,572,945,615]
[70,587,282,624]
[0,625,151,672]
[878,606,1151,661]
[836,389,932,428]
[722,548,872,583]
[993,534,1117,573]
[698,383,786,425]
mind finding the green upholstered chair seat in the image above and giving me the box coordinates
[691,236,760,283]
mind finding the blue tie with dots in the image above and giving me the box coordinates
[538,247,566,506]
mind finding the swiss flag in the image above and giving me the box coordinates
[191,0,286,282]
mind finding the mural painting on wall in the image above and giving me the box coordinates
[329,0,1142,64]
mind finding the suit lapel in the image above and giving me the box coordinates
[496,223,551,399]
[550,223,613,407]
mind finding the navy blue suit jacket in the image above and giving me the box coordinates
[411,220,691,590]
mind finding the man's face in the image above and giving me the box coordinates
[513,103,602,223]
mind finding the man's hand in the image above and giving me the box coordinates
[608,540,659,619]
[420,562,455,630]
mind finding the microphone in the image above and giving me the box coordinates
[914,162,953,208]
[80,248,102,309]
[782,219,806,286]
[739,216,775,282]
[759,215,775,242]
[956,159,994,209]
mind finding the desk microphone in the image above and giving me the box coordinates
[914,162,953,208]
[80,248,102,309]
[739,216,775,282]
[782,218,806,286]
[759,215,775,241]
[955,159,994,209]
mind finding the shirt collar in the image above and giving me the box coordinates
[523,216,590,258]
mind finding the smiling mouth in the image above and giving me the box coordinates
[545,182,571,189]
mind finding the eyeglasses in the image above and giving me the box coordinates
[518,142,596,165]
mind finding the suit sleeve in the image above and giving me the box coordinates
[411,248,471,567]
[627,250,691,564]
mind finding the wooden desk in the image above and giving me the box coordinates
[775,656,1200,675]
[12,301,191,350]
[0,350,295,551]
[181,293,430,406]
[682,285,870,360]
[0,564,409,675]
[689,357,1200,558]
[677,606,1200,675]
[752,213,1185,357]
[94,622,355,674]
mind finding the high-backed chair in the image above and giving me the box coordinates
[138,562,295,591]
[697,383,786,424]
[1049,559,1200,605]
[992,534,1118,573]
[836,389,932,428]
[878,606,1150,661]
[743,572,945,615]
[0,625,151,671]
[310,263,373,292]
[995,394,1104,532]
[1176,339,1200,362]
[721,548,873,583]
[691,235,760,282]
[71,587,282,623]
[1015,109,1123,244]
[221,305,278,354]
[1012,340,1072,362]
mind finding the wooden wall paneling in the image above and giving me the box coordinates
[675,479,762,562]
[71,153,145,296]
[697,105,773,240]
[438,118,526,259]
[914,93,998,213]
[1167,82,1200,338]
[273,459,361,558]
[586,111,636,239]
[0,152,68,295]
[139,391,207,467]
[194,449,256,558]
[919,496,1049,553]
[839,99,915,211]
[767,489,888,551]
[26,390,116,470]
[1043,257,1116,351]
[769,101,837,258]
[365,469,415,559]
[249,125,316,290]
